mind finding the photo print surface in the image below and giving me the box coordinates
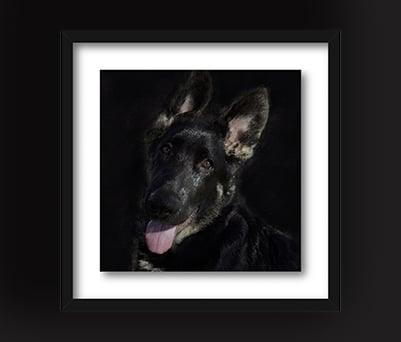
[101,70,301,271]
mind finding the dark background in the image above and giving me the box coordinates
[2,0,401,341]
[101,71,300,270]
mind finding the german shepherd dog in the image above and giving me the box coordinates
[131,71,300,271]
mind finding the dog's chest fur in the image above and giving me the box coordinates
[137,202,299,271]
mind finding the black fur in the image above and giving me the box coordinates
[131,71,300,271]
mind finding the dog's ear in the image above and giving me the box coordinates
[168,71,212,116]
[148,71,212,140]
[222,87,269,160]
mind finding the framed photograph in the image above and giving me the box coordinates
[61,30,341,312]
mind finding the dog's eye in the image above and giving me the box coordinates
[160,143,172,155]
[200,159,213,170]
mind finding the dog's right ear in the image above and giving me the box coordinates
[149,71,212,138]
[168,71,212,117]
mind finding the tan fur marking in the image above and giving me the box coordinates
[138,259,162,272]
[154,113,173,130]
[174,224,203,244]
[216,183,224,200]
[174,183,226,245]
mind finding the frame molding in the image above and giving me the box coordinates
[60,30,341,312]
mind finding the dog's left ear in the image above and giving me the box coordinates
[223,87,270,160]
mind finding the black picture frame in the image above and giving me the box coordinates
[60,30,341,313]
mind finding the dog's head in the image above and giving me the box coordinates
[144,71,270,254]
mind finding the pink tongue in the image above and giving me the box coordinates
[145,220,177,254]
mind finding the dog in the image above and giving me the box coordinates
[131,71,300,271]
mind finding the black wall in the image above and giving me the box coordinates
[3,0,401,341]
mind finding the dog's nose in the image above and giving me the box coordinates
[145,190,181,220]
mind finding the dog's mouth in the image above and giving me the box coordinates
[145,210,197,254]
